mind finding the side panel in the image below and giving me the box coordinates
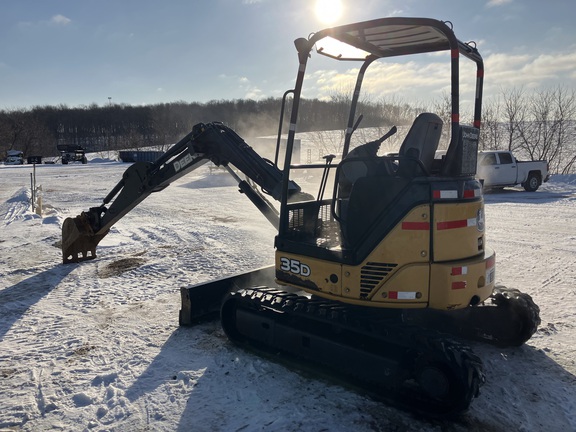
[275,253,342,297]
[370,264,430,306]
[433,202,484,262]
[342,205,431,305]
[429,247,495,309]
[276,206,431,308]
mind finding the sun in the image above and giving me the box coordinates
[315,0,343,25]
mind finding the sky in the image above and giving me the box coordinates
[1,0,576,110]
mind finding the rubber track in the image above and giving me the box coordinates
[222,286,486,416]
[490,285,541,346]
[403,285,541,348]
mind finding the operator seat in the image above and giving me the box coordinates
[397,112,443,176]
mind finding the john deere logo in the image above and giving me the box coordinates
[174,153,194,172]
[477,208,485,232]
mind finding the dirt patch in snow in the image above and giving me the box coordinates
[98,257,147,278]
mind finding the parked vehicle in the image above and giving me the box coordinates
[4,150,24,165]
[57,144,87,164]
[477,150,549,191]
[27,156,42,164]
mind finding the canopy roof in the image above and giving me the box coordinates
[312,17,481,64]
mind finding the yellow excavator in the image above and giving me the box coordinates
[61,17,540,415]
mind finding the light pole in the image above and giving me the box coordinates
[107,97,112,158]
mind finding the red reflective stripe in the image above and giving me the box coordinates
[452,267,463,276]
[402,222,430,230]
[389,291,398,299]
[451,49,459,58]
[473,119,481,128]
[452,281,467,290]
[486,255,496,268]
[477,69,484,78]
[452,113,460,123]
[433,190,441,199]
[463,189,479,198]
[437,220,468,230]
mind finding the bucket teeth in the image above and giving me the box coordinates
[61,214,107,264]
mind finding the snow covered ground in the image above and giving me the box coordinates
[1,160,575,432]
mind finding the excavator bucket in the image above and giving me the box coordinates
[62,213,108,264]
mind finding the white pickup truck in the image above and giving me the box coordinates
[477,150,550,192]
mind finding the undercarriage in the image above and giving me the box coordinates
[221,287,484,416]
[180,273,540,415]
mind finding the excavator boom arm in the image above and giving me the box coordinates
[62,122,300,263]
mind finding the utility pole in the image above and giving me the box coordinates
[107,97,112,158]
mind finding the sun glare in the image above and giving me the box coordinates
[315,0,343,25]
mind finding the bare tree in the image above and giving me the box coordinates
[311,129,346,158]
[376,94,420,127]
[479,96,503,150]
[0,109,53,157]
[500,86,527,152]
[515,86,576,172]
[552,87,576,174]
[516,89,556,161]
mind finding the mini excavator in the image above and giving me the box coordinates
[61,17,540,415]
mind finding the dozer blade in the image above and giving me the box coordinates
[179,265,277,325]
[62,213,108,264]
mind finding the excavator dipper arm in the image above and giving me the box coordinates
[62,122,301,263]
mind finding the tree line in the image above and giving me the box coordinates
[1,86,575,173]
[0,97,417,160]
[417,86,576,174]
[480,86,576,174]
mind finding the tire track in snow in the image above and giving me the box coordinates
[1,166,254,428]
[1,255,175,429]
[0,299,85,427]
